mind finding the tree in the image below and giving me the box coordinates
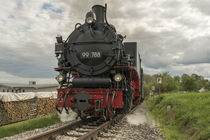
[152,72,178,93]
[143,72,209,94]
[143,74,154,96]
[181,74,199,91]
[143,74,153,84]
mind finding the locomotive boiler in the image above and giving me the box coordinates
[55,4,143,120]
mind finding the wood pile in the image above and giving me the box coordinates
[3,99,36,123]
[37,98,57,116]
[0,101,10,126]
[0,92,57,126]
[30,98,37,118]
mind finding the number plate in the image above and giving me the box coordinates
[81,51,101,59]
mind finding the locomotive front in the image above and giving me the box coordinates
[55,4,143,120]
[55,5,121,77]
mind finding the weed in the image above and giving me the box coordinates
[146,92,210,140]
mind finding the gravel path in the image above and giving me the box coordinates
[97,102,164,140]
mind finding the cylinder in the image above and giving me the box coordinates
[92,5,105,23]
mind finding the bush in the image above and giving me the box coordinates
[146,92,210,140]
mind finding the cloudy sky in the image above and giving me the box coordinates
[0,0,210,83]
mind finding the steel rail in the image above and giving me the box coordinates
[78,105,139,140]
[25,105,139,140]
[25,120,83,140]
[78,115,123,140]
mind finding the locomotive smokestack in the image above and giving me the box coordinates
[92,5,105,23]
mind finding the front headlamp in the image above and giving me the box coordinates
[56,74,64,82]
[85,11,95,24]
[114,74,122,82]
[86,17,93,24]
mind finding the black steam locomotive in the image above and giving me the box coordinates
[55,4,143,120]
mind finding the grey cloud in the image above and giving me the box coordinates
[125,27,183,68]
[178,36,210,65]
[190,0,210,16]
[125,23,210,69]
[177,17,200,29]
[150,0,185,19]
[106,1,148,19]
[0,43,57,78]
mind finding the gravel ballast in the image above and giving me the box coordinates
[97,102,164,140]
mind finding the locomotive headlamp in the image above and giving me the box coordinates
[87,17,94,24]
[85,11,95,24]
[56,74,64,82]
[114,74,122,82]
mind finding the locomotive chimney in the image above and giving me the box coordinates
[92,5,105,23]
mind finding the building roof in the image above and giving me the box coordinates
[0,83,59,89]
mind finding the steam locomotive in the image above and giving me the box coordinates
[54,4,143,120]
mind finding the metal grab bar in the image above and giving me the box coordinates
[63,92,69,114]
[56,94,63,114]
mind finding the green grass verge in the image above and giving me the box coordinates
[0,113,60,138]
[146,92,210,140]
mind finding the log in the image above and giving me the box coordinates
[37,98,57,116]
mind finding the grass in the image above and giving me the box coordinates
[0,113,60,138]
[146,92,210,140]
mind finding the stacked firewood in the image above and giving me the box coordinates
[0,92,57,126]
[37,98,57,116]
[3,99,36,123]
[0,101,10,126]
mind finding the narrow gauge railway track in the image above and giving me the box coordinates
[25,106,139,140]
